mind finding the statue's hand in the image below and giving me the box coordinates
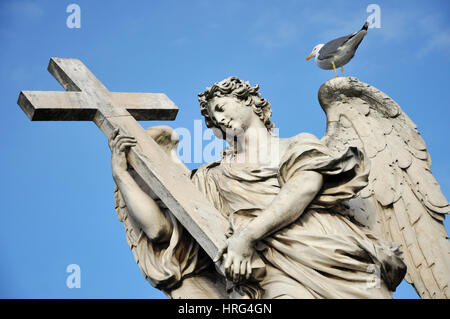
[214,231,255,284]
[108,129,137,178]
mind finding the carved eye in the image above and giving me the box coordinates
[215,104,224,112]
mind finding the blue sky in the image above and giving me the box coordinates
[0,0,449,299]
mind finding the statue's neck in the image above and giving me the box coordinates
[230,128,279,164]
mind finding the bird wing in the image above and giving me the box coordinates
[318,30,366,60]
[319,77,450,298]
[318,35,354,60]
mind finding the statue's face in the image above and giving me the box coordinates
[207,96,257,137]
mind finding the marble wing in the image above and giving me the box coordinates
[318,77,450,298]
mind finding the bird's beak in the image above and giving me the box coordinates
[305,54,313,61]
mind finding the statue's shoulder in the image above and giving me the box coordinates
[291,132,320,142]
[281,132,322,149]
[190,160,221,179]
[278,132,327,163]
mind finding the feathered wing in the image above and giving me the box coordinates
[318,77,450,298]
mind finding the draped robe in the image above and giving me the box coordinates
[191,132,406,298]
[118,132,406,298]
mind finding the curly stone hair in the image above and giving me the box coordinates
[198,76,275,133]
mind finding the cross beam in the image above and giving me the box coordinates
[17,58,263,277]
[19,91,178,121]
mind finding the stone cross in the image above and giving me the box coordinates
[17,58,263,275]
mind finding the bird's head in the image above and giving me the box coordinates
[306,44,324,61]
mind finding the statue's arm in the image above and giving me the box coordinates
[221,169,323,282]
[110,129,173,243]
[244,170,323,242]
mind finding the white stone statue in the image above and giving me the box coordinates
[111,76,449,299]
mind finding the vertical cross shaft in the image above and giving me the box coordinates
[17,58,234,269]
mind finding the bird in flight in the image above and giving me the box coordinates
[306,21,369,77]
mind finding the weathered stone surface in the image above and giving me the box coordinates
[17,58,265,278]
[18,61,449,299]
[319,77,450,298]
[18,91,178,121]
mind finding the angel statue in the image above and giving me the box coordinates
[111,76,449,299]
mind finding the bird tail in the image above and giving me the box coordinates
[362,21,369,31]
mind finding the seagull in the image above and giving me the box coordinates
[306,21,369,77]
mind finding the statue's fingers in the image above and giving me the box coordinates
[109,129,120,149]
[233,260,241,283]
[223,252,232,270]
[245,259,252,280]
[116,137,136,145]
[222,253,228,276]
[115,138,137,152]
[116,138,136,149]
[119,142,137,152]
[112,131,130,151]
[224,258,232,279]
[117,134,136,141]
[239,260,246,274]
[115,136,136,146]
[240,260,247,282]
[213,243,227,263]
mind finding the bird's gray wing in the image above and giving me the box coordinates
[318,32,363,60]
